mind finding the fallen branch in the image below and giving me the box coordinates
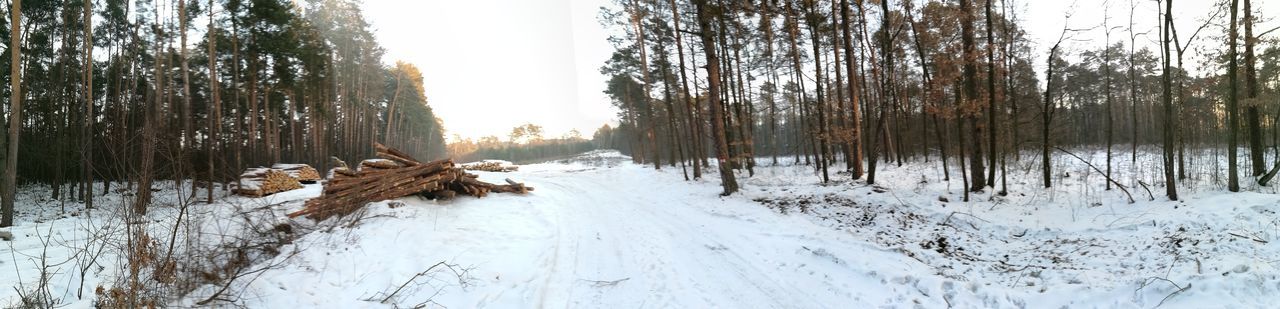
[1137,181,1155,201]
[1228,232,1268,244]
[1137,276,1190,308]
[366,261,472,306]
[1053,146,1135,203]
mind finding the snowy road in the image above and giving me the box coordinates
[184,150,1280,308]
[10,150,1278,308]
[230,153,934,308]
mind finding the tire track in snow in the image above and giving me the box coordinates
[511,167,834,308]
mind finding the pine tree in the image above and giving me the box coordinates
[694,0,738,195]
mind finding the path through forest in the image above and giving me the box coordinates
[210,150,1280,308]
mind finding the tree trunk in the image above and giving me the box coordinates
[1162,0,1177,198]
[984,0,997,187]
[206,0,220,203]
[840,0,863,179]
[386,68,403,143]
[668,0,702,179]
[1243,0,1262,176]
[1161,0,1178,200]
[1,0,21,227]
[805,0,830,183]
[960,0,986,192]
[631,0,661,170]
[693,0,738,195]
[1043,47,1058,189]
[179,0,196,199]
[1104,20,1114,191]
[1128,5,1139,164]
[136,6,165,214]
[1227,0,1241,192]
[82,0,94,208]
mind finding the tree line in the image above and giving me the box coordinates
[448,124,595,163]
[598,0,1277,197]
[0,0,447,227]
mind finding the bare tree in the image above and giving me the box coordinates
[1160,0,1177,200]
[1042,17,1072,188]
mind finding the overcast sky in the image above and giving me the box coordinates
[361,0,1276,142]
[1020,0,1277,75]
[363,0,616,142]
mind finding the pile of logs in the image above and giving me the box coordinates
[287,143,533,221]
[462,161,519,172]
[272,164,322,183]
[233,168,303,197]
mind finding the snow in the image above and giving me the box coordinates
[4,148,1280,308]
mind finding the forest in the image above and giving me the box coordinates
[595,0,1279,200]
[0,0,446,227]
[2,0,1280,307]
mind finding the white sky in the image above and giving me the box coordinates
[361,0,1276,142]
[1020,0,1278,76]
[363,0,617,142]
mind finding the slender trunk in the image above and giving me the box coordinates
[1227,0,1240,192]
[960,0,986,191]
[82,0,94,208]
[1129,4,1138,164]
[1105,29,1114,191]
[136,6,165,214]
[386,68,403,143]
[180,0,196,198]
[1161,0,1178,200]
[668,0,702,179]
[0,0,18,227]
[232,17,242,188]
[1043,46,1059,189]
[856,0,884,184]
[693,0,738,195]
[652,14,688,179]
[958,91,970,202]
[840,0,863,178]
[1243,0,1262,176]
[631,0,661,169]
[984,0,997,187]
[805,0,830,183]
[830,0,851,173]
[206,0,220,202]
[785,2,811,167]
[907,2,947,180]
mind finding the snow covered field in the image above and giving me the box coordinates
[4,149,1280,308]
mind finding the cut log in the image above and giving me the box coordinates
[360,159,403,170]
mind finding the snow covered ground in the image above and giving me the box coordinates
[4,149,1280,308]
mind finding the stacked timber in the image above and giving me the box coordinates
[234,168,303,197]
[288,143,533,221]
[272,163,322,183]
[461,161,519,172]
